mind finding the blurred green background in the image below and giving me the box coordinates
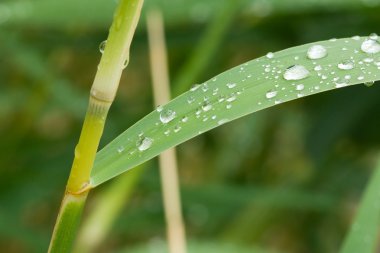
[0,0,380,252]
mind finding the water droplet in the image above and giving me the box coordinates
[296,84,305,91]
[218,119,228,125]
[160,109,176,123]
[174,125,181,133]
[338,60,355,70]
[283,65,310,80]
[187,96,195,104]
[202,101,212,111]
[369,33,378,40]
[266,52,274,59]
[181,116,188,122]
[201,83,209,92]
[226,94,236,102]
[99,40,107,54]
[190,84,200,91]
[122,58,129,68]
[314,65,322,71]
[335,78,349,88]
[137,137,153,151]
[266,90,277,99]
[156,105,163,112]
[117,146,125,154]
[226,82,236,89]
[361,38,380,54]
[307,45,327,59]
[364,81,375,87]
[352,35,360,41]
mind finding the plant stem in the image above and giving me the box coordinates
[147,10,187,253]
[48,0,144,252]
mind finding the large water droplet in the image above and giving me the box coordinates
[283,65,310,80]
[160,109,176,123]
[338,60,355,70]
[307,45,327,59]
[99,40,107,54]
[137,137,153,151]
[361,38,380,54]
[266,90,277,99]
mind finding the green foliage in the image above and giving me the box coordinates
[91,37,380,186]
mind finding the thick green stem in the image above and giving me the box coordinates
[48,0,144,252]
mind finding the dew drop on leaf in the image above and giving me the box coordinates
[266,90,277,99]
[338,60,355,70]
[137,137,153,151]
[266,52,274,59]
[99,40,107,54]
[226,82,236,89]
[307,45,327,59]
[283,65,310,80]
[361,38,380,54]
[160,109,176,123]
[117,146,125,154]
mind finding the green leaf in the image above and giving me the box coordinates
[339,158,380,253]
[91,36,380,187]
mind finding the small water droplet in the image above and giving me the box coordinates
[156,105,163,112]
[266,52,274,59]
[364,81,375,87]
[117,146,125,154]
[122,58,129,68]
[181,116,188,122]
[99,40,107,54]
[283,65,310,80]
[352,35,361,41]
[218,119,228,125]
[160,109,176,123]
[266,90,277,99]
[335,77,349,88]
[314,65,322,71]
[296,84,305,91]
[226,82,236,89]
[187,96,195,104]
[202,101,212,111]
[369,33,378,40]
[190,84,200,91]
[307,45,327,59]
[174,125,181,133]
[338,60,355,70]
[201,83,209,92]
[226,94,236,102]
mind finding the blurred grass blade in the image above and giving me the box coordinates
[91,36,380,187]
[339,157,380,253]
[172,0,241,96]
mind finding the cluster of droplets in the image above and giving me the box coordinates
[263,33,379,101]
[115,34,380,156]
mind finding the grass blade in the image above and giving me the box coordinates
[91,36,380,187]
[339,157,380,253]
